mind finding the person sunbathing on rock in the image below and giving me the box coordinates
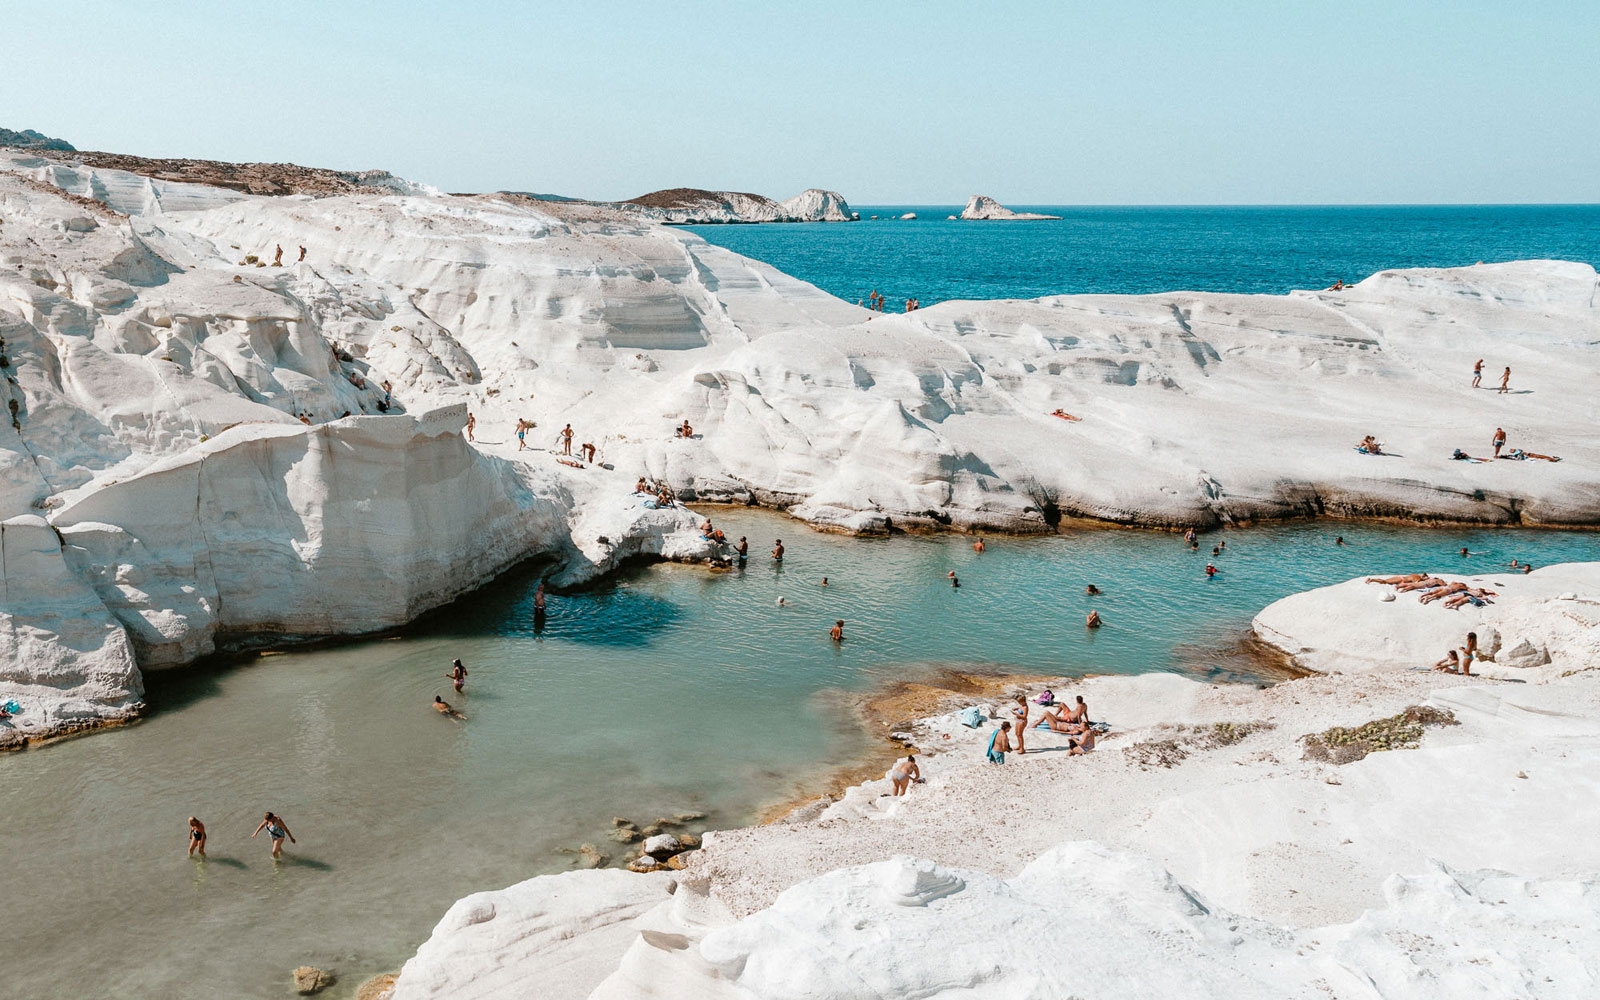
[1394,576,1446,592]
[636,477,649,493]
[1356,435,1383,455]
[1366,573,1426,585]
[433,696,465,720]
[1050,409,1082,421]
[1443,588,1496,610]
[677,419,693,438]
[1419,582,1469,604]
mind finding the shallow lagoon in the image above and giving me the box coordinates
[4,510,1597,999]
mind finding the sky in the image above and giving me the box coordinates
[6,1,1599,204]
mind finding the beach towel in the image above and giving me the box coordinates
[957,706,985,729]
[1,699,20,714]
[985,728,1005,764]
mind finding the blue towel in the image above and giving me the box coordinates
[1,699,20,714]
[957,706,984,729]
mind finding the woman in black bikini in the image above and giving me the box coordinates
[187,817,207,857]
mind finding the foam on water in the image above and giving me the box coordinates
[3,511,1598,998]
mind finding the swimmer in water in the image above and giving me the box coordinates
[973,537,985,553]
[1460,547,1470,557]
[776,596,787,606]
[1085,584,1100,595]
[1086,610,1102,628]
[772,540,784,561]
[446,658,467,693]
[433,696,465,720]
[820,577,828,587]
[1212,546,1221,556]
[1205,563,1218,578]
[187,816,207,857]
[252,811,296,859]
[830,619,844,641]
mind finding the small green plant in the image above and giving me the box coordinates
[1302,706,1457,765]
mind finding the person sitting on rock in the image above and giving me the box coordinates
[636,477,649,494]
[1068,726,1098,755]
[1433,649,1461,672]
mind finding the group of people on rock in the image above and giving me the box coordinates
[985,692,1099,765]
[1434,630,1482,675]
[859,290,923,312]
[1471,358,1512,394]
[1365,572,1498,610]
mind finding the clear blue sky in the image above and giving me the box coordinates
[7,1,1598,204]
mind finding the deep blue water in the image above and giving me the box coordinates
[687,205,1600,306]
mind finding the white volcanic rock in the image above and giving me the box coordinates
[0,513,140,745]
[776,189,854,222]
[395,842,1600,1000]
[623,189,791,225]
[390,869,677,1000]
[959,194,1062,220]
[1253,561,1600,675]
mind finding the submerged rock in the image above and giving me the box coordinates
[292,966,334,994]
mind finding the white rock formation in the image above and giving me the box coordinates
[776,189,854,222]
[1253,561,1600,675]
[959,194,1062,220]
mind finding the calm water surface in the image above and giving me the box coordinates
[4,510,1598,998]
[687,205,1600,306]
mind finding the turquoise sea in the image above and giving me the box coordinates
[687,204,1600,306]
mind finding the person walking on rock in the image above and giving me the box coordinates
[1499,367,1511,394]
[466,413,475,442]
[561,424,574,456]
[252,812,296,859]
[1472,358,1483,388]
[1493,427,1507,458]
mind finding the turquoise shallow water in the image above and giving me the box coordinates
[3,510,1598,999]
[687,204,1600,306]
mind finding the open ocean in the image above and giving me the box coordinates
[686,205,1600,307]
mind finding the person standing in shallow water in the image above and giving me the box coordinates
[830,620,844,642]
[187,817,207,857]
[736,536,748,566]
[252,812,295,859]
[534,580,547,614]
[772,540,784,562]
[1085,610,1101,628]
[447,659,467,693]
[972,537,985,553]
